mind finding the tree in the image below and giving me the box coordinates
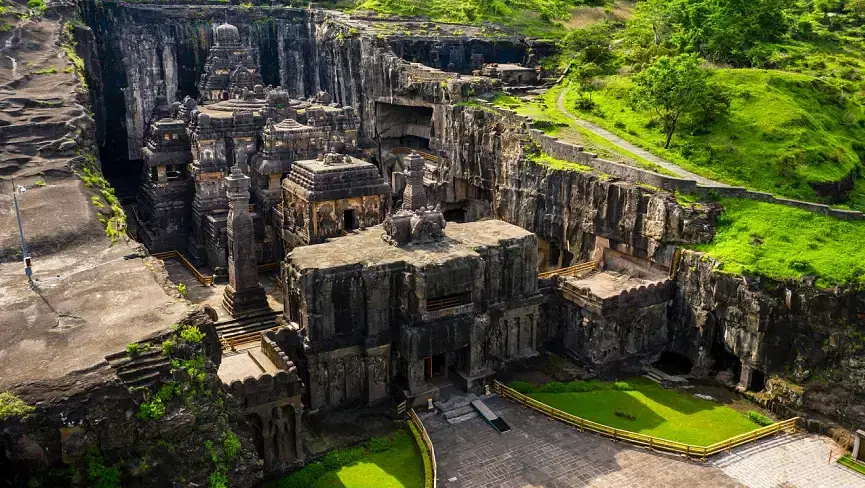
[572,62,602,110]
[630,54,715,149]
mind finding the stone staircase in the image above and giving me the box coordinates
[434,393,480,425]
[643,366,691,389]
[214,309,280,345]
[105,347,170,389]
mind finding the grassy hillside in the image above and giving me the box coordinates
[350,0,608,37]
[692,198,865,288]
[566,69,865,207]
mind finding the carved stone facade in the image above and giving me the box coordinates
[131,22,365,276]
[283,219,542,410]
[281,153,389,249]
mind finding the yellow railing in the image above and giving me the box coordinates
[220,326,280,353]
[152,250,214,286]
[493,380,799,460]
[393,147,439,162]
[408,408,437,488]
[538,261,597,280]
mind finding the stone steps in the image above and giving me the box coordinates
[106,348,171,389]
[435,393,481,424]
[215,309,280,339]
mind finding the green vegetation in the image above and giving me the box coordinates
[0,391,35,420]
[693,198,865,287]
[552,0,865,210]
[408,422,433,488]
[518,377,766,446]
[176,282,187,297]
[32,67,57,75]
[78,156,126,243]
[748,410,774,426]
[206,431,242,488]
[85,449,122,488]
[26,0,45,15]
[62,22,88,90]
[180,325,206,343]
[274,428,424,488]
[839,454,865,476]
[353,0,604,37]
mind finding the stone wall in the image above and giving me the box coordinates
[671,250,865,427]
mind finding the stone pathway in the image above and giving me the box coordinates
[554,86,728,187]
[424,395,865,488]
[709,432,865,488]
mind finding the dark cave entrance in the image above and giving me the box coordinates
[653,351,694,376]
[748,369,766,391]
[443,207,467,223]
[710,339,742,380]
[375,102,434,152]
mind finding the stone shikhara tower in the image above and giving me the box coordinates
[402,151,427,210]
[222,165,268,317]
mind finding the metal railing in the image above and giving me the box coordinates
[408,408,437,488]
[393,147,439,162]
[220,326,280,353]
[152,250,214,286]
[538,261,597,280]
[493,380,799,461]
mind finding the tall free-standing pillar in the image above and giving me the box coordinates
[222,165,268,317]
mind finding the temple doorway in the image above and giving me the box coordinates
[426,353,447,381]
[344,209,358,231]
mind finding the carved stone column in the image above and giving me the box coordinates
[222,165,268,317]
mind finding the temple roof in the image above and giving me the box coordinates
[282,154,389,202]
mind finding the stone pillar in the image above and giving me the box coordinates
[222,165,269,317]
[854,429,865,462]
[402,151,427,210]
[737,365,753,392]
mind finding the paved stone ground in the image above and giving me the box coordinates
[424,395,865,488]
[424,395,743,488]
[710,432,865,488]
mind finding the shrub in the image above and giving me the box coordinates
[85,449,121,488]
[0,391,35,420]
[176,282,187,297]
[321,446,363,470]
[126,342,140,357]
[27,0,46,15]
[613,381,635,391]
[278,462,328,488]
[537,382,568,393]
[508,381,536,393]
[748,411,774,426]
[614,410,636,421]
[564,381,601,392]
[367,435,392,453]
[180,326,206,344]
[161,340,174,356]
[408,422,434,488]
[222,431,241,460]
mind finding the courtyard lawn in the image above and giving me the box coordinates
[276,428,425,488]
[521,378,765,446]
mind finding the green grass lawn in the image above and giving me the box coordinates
[275,428,424,488]
[839,454,865,476]
[565,69,865,210]
[693,198,865,288]
[522,378,764,446]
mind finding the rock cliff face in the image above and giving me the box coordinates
[672,251,865,427]
[0,310,262,488]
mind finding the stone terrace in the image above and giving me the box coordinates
[424,395,863,488]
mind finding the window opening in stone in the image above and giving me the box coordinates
[427,291,471,312]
